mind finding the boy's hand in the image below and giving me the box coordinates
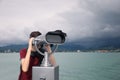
[45,44,52,54]
[28,37,34,50]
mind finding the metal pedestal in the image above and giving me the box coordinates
[32,65,59,80]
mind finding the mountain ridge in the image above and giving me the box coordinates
[0,41,120,53]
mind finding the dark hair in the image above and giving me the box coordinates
[29,31,41,38]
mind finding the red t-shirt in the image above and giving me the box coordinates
[18,48,44,80]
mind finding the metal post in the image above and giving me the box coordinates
[41,52,52,67]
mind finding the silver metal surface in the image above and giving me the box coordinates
[32,65,59,80]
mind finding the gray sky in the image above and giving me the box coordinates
[0,0,120,46]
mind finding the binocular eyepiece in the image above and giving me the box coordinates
[46,30,67,44]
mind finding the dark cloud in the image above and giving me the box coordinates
[98,12,120,25]
[58,0,120,42]
[0,0,120,47]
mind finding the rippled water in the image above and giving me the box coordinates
[0,52,120,80]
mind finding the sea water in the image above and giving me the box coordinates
[0,52,120,80]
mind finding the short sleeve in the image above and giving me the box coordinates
[20,48,27,59]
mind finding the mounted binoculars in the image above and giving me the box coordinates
[33,30,66,44]
[32,30,66,80]
[32,30,67,55]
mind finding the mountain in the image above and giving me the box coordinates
[0,44,27,52]
[0,43,85,52]
[0,39,120,53]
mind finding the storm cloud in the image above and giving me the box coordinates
[0,0,120,46]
